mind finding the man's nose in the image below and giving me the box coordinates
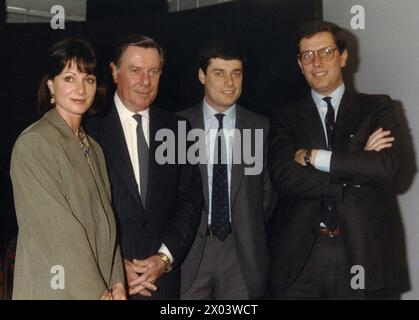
[313,52,322,67]
[224,74,233,86]
[139,71,151,86]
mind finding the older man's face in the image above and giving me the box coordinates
[111,45,162,112]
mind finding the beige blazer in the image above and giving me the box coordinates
[10,108,124,299]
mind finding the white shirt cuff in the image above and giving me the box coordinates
[314,150,332,173]
[159,243,174,264]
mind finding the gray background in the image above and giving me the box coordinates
[324,0,418,300]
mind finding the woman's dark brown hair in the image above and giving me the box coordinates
[37,37,105,115]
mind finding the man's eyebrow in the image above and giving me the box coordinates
[212,68,243,72]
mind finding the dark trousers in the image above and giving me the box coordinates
[279,234,395,300]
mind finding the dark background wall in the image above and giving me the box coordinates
[0,0,5,23]
[0,0,321,247]
[87,0,169,20]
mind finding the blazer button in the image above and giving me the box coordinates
[143,221,148,228]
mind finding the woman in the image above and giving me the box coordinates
[10,38,126,300]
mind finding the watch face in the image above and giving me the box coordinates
[304,150,311,165]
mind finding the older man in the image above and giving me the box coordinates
[86,35,202,299]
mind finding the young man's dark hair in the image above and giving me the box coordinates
[297,20,347,53]
[199,38,246,73]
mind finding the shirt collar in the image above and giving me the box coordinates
[114,92,149,121]
[311,82,345,111]
[202,98,236,123]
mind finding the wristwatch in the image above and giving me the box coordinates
[304,149,312,166]
[158,252,173,273]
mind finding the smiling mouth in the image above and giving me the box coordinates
[71,99,86,104]
[313,71,327,77]
[135,90,151,96]
[221,90,235,95]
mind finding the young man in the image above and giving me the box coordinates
[179,39,273,299]
[268,21,400,299]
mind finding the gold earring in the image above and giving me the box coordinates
[50,92,55,105]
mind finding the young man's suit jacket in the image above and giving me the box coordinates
[178,104,273,299]
[268,90,401,293]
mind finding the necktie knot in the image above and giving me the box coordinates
[322,96,335,125]
[322,96,332,105]
[133,113,142,123]
[214,113,225,129]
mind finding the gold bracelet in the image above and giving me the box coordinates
[158,252,173,273]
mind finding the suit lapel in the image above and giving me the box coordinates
[47,110,116,283]
[298,97,328,149]
[332,91,361,151]
[188,105,210,208]
[83,140,115,276]
[100,106,143,209]
[146,107,168,212]
[45,109,106,214]
[87,142,112,207]
[230,105,246,209]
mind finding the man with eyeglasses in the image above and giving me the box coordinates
[268,21,401,299]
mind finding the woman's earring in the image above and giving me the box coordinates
[50,92,55,105]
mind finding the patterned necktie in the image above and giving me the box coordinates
[323,96,335,150]
[133,114,149,206]
[321,97,338,229]
[211,113,230,241]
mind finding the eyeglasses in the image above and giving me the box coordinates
[297,47,338,65]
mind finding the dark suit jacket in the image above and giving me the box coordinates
[86,103,203,299]
[268,90,401,292]
[178,104,273,299]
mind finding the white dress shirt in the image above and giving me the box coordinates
[203,99,236,226]
[114,93,173,263]
[114,93,150,195]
